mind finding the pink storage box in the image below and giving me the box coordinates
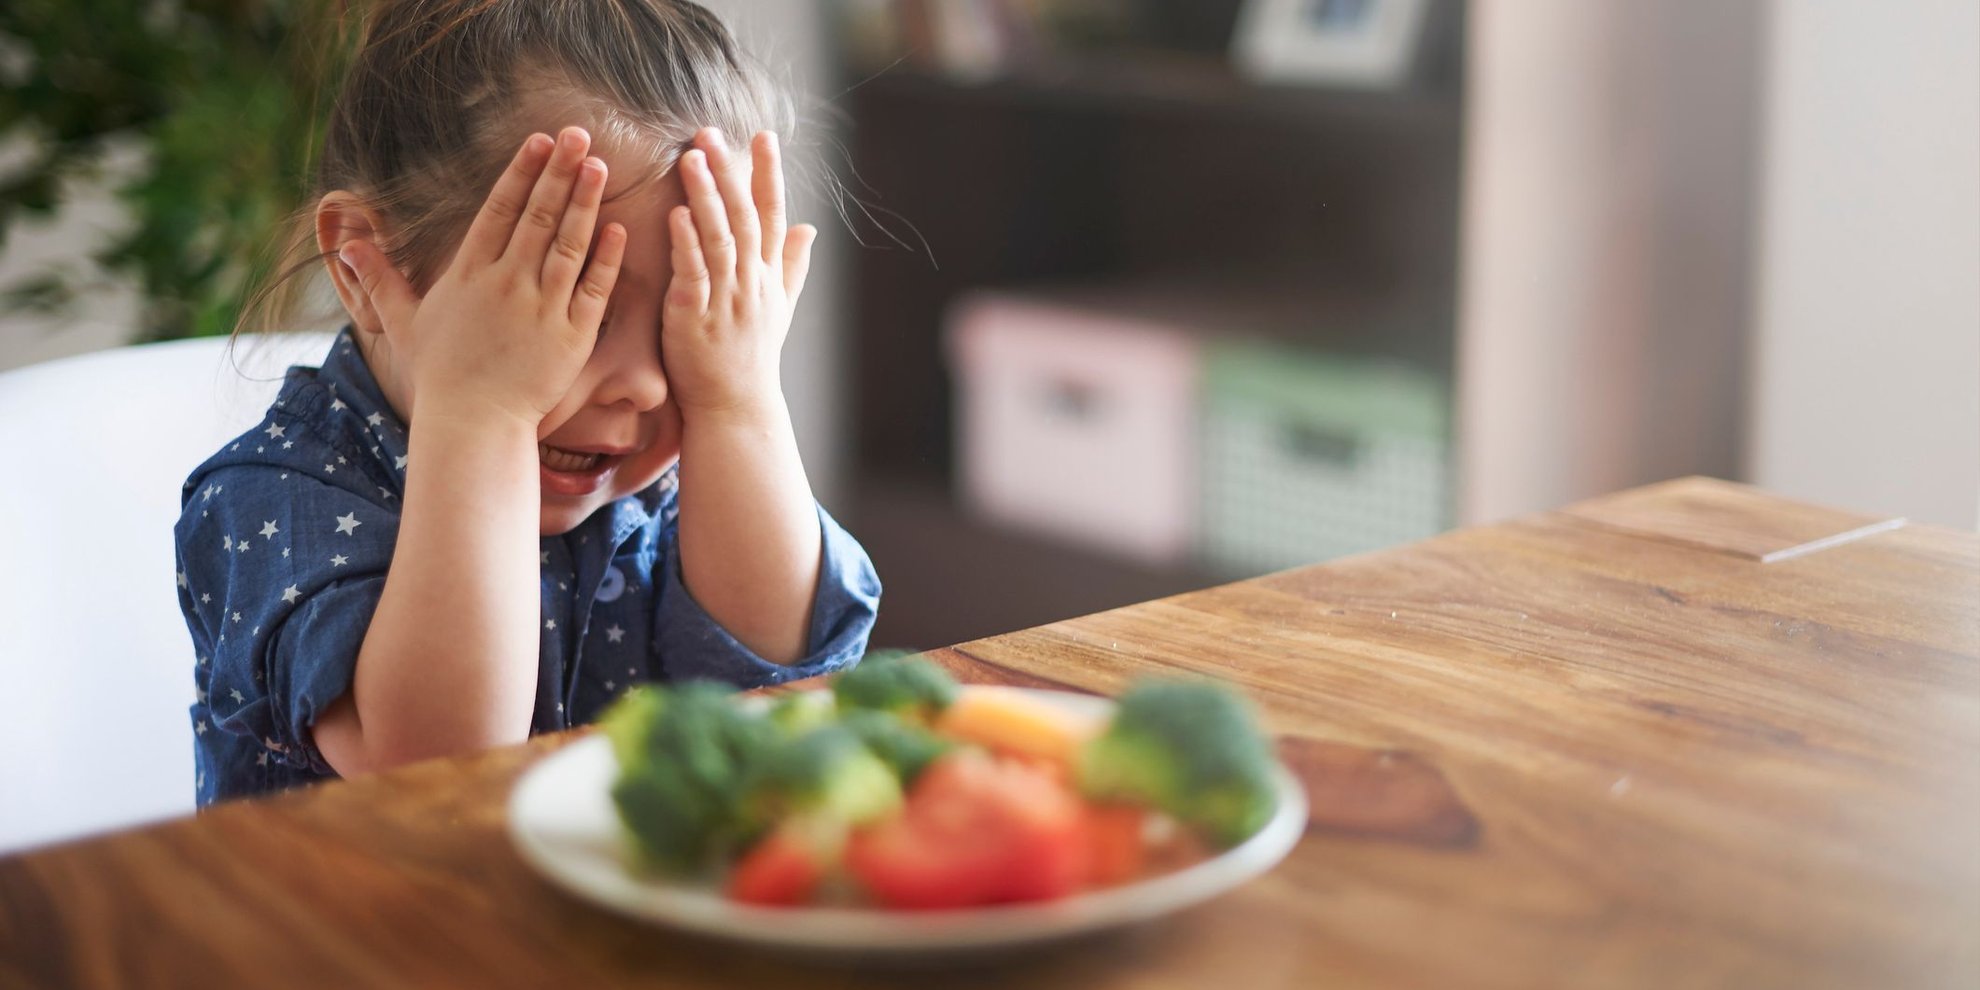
[947,291,1201,564]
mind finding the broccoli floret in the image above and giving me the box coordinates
[831,650,958,723]
[766,690,838,735]
[602,681,777,872]
[840,708,955,783]
[1077,680,1279,847]
[740,724,904,831]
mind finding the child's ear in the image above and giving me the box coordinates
[315,191,392,337]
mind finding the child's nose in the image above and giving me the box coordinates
[591,341,669,412]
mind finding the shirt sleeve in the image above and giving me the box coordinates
[177,464,394,774]
[651,501,881,687]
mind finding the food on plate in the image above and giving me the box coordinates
[830,650,960,724]
[600,655,1281,909]
[1077,679,1280,847]
[936,684,1104,772]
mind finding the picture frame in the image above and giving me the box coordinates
[1231,0,1429,89]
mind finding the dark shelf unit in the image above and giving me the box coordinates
[836,5,1468,650]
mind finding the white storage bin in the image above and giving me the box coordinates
[947,291,1200,563]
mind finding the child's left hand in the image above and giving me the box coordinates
[662,127,817,421]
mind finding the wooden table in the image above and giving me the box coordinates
[4,478,1977,988]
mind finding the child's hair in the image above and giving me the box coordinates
[240,0,798,336]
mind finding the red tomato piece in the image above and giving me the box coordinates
[1082,803,1149,887]
[847,751,1089,909]
[727,827,828,907]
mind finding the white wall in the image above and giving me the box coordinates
[698,0,851,510]
[1748,0,1980,529]
[1458,0,1763,524]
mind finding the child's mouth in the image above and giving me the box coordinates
[538,443,622,496]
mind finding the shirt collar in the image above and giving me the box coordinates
[311,326,410,485]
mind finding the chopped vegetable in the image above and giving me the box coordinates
[740,724,903,830]
[839,708,954,784]
[603,681,776,872]
[831,650,959,723]
[1076,680,1278,847]
[937,685,1104,771]
[767,689,837,735]
[1080,803,1149,887]
[727,815,839,907]
[846,750,1088,909]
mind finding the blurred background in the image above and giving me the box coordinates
[2,0,1976,659]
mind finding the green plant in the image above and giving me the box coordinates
[0,0,359,341]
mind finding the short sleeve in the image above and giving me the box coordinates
[177,464,395,774]
[652,502,881,686]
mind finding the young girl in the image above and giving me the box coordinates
[174,0,879,804]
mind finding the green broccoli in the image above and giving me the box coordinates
[1077,679,1279,847]
[602,681,777,872]
[839,708,955,783]
[831,650,958,723]
[740,724,903,832]
[766,689,837,735]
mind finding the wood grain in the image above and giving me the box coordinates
[3,479,1977,989]
[1560,474,1906,561]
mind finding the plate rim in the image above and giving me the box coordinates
[506,687,1309,952]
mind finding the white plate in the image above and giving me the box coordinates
[506,689,1308,955]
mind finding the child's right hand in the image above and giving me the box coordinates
[336,126,627,431]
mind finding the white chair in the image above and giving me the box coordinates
[0,331,336,852]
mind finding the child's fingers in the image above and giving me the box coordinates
[751,131,786,267]
[337,239,419,334]
[505,126,591,267]
[680,148,736,297]
[461,133,554,265]
[569,222,627,332]
[542,156,608,302]
[782,223,816,302]
[667,205,711,315]
[699,130,760,293]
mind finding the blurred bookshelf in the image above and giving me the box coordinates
[831,0,1469,650]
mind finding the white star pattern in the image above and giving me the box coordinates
[330,554,349,567]
[222,534,232,551]
[324,463,336,474]
[196,720,208,735]
[282,441,293,450]
[230,688,245,704]
[237,540,250,554]
[378,487,395,500]
[281,585,301,604]
[200,593,211,604]
[202,485,218,501]
[177,570,188,588]
[605,680,616,691]
[605,625,625,643]
[545,619,557,630]
[256,446,265,453]
[231,443,239,451]
[196,688,206,703]
[330,398,347,412]
[394,454,408,470]
[282,547,290,558]
[366,412,384,427]
[257,752,268,767]
[335,512,361,535]
[260,520,279,539]
[279,473,288,480]
[265,422,285,439]
[338,455,347,465]
[541,550,551,565]
[232,612,242,623]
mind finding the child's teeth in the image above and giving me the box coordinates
[538,443,602,472]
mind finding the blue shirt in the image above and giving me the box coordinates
[174,330,880,805]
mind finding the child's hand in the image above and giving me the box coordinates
[662,128,818,420]
[337,126,627,430]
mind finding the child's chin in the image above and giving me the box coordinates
[538,501,595,537]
